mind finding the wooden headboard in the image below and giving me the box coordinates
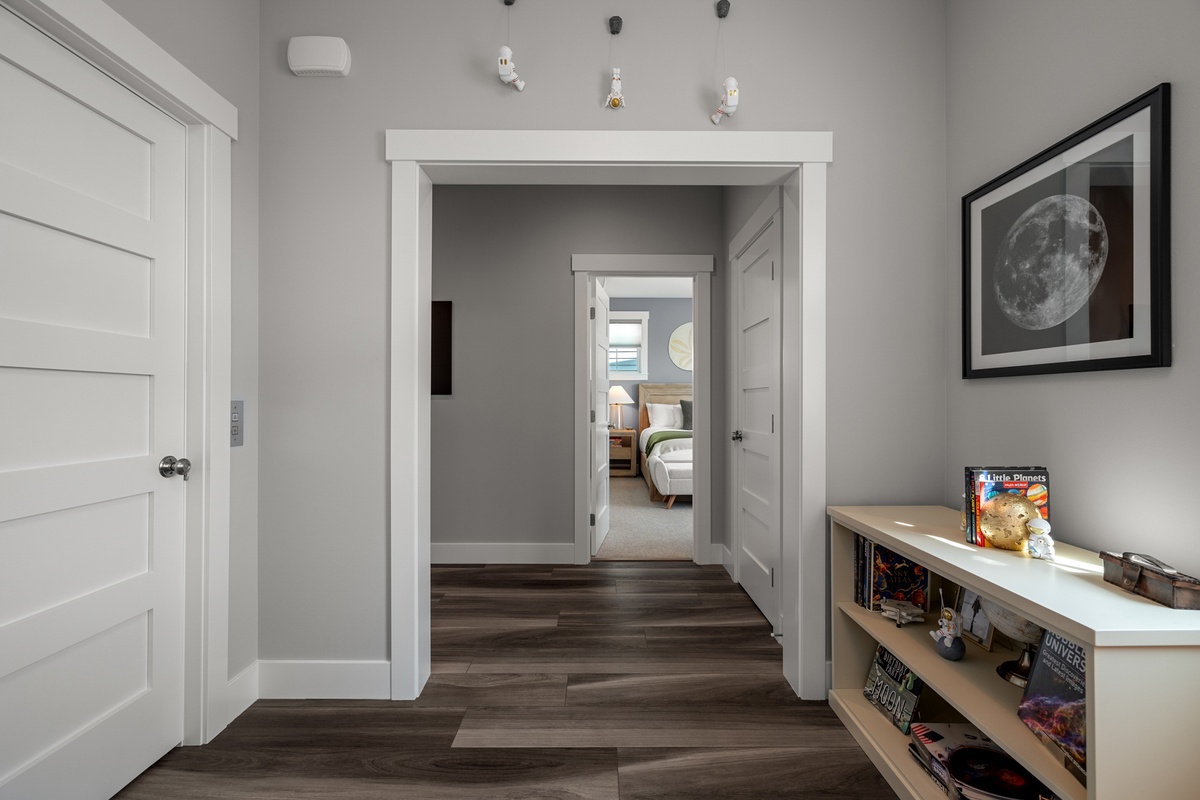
[637,382,693,431]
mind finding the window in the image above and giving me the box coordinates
[608,311,648,380]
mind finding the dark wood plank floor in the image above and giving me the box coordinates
[117,562,897,799]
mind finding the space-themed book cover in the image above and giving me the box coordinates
[910,722,1060,800]
[863,645,924,734]
[1018,630,1087,786]
[868,543,930,612]
[966,467,1050,547]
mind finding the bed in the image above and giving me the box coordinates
[637,382,693,509]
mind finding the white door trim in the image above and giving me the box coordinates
[572,256,713,566]
[387,130,831,701]
[2,0,239,742]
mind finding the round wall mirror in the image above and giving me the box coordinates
[669,322,693,370]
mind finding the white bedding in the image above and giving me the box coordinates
[641,427,693,500]
[639,425,682,453]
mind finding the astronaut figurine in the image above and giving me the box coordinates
[498,46,525,92]
[930,607,966,660]
[1026,518,1056,561]
[604,68,625,109]
[710,76,739,124]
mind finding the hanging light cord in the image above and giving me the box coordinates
[713,16,726,85]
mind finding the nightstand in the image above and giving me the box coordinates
[608,429,636,477]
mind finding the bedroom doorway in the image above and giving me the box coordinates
[596,276,695,561]
[572,256,713,567]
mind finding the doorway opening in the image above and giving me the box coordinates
[594,275,696,561]
[571,255,713,568]
[389,129,832,700]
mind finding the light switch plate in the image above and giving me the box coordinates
[231,400,244,447]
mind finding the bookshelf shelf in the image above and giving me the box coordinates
[829,505,1200,800]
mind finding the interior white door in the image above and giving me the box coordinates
[734,212,783,631]
[589,279,612,555]
[0,8,188,799]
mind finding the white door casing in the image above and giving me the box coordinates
[590,279,612,555]
[732,209,783,632]
[388,131,831,701]
[571,256,714,568]
[0,7,188,797]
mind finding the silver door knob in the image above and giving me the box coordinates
[159,455,192,481]
[731,430,743,442]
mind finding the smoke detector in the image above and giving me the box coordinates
[287,36,352,77]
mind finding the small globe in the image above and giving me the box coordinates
[979,493,1040,551]
[979,598,1043,645]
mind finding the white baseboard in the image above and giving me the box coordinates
[258,660,391,699]
[708,543,729,568]
[431,542,576,564]
[227,661,259,719]
[719,543,735,579]
[826,658,833,696]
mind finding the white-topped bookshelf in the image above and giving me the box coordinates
[828,505,1200,800]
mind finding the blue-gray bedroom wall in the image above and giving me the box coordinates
[610,296,694,433]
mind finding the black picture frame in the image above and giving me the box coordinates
[962,84,1170,379]
[431,301,452,395]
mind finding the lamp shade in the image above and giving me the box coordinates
[608,385,634,405]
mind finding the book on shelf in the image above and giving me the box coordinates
[907,742,950,796]
[862,644,924,734]
[909,722,1060,800]
[854,534,931,612]
[964,467,1050,547]
[1018,629,1087,787]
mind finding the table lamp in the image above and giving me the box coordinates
[608,385,634,430]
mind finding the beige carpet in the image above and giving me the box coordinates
[595,477,693,561]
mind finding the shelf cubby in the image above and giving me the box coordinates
[828,505,1200,800]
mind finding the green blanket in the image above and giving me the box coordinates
[643,429,692,455]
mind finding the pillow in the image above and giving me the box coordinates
[680,399,693,431]
[647,402,682,429]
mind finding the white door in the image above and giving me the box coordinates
[589,279,611,555]
[0,8,188,799]
[733,212,782,631]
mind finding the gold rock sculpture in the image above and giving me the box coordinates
[979,493,1040,551]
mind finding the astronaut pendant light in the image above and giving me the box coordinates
[710,1,738,124]
[497,0,525,92]
[498,46,525,91]
[605,68,625,109]
[604,16,625,109]
[710,76,738,124]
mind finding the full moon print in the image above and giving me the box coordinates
[992,194,1109,331]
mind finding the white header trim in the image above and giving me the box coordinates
[4,0,238,138]
[386,130,831,166]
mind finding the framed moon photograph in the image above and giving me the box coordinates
[963,84,1170,378]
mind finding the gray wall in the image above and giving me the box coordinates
[946,1,1200,575]
[86,0,1200,675]
[431,187,720,548]
[103,0,261,678]
[252,0,949,662]
[610,296,694,433]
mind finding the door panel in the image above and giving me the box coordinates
[0,8,187,799]
[590,280,612,554]
[734,214,782,630]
